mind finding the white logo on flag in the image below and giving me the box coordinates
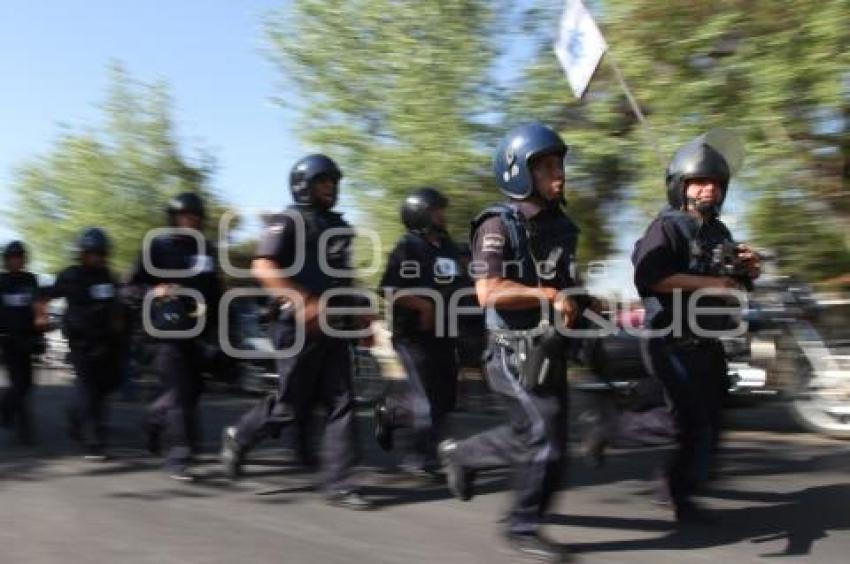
[553,0,608,99]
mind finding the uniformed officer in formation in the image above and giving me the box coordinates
[220,154,374,510]
[373,187,469,478]
[438,123,582,562]
[632,135,760,523]
[127,192,223,480]
[50,228,127,460]
[0,241,47,444]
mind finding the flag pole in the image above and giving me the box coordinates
[604,50,667,169]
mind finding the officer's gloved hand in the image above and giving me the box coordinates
[417,303,436,332]
[553,292,579,328]
[153,283,179,299]
[736,244,761,280]
[296,297,324,334]
[358,331,375,349]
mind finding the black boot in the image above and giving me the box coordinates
[220,426,244,480]
[438,439,474,501]
[325,490,374,511]
[504,532,572,562]
[373,400,394,452]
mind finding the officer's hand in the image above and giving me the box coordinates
[33,314,51,333]
[153,283,178,299]
[736,244,761,279]
[554,293,579,328]
[713,276,743,291]
[297,298,323,334]
[587,295,606,314]
[418,303,436,332]
[358,329,375,348]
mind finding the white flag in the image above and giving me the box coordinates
[553,0,608,99]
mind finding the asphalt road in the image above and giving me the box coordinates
[1,367,848,564]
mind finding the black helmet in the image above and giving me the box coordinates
[289,154,342,207]
[665,140,731,211]
[77,227,110,256]
[493,122,568,199]
[3,240,26,259]
[401,188,448,234]
[166,192,206,224]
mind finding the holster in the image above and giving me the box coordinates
[492,322,566,392]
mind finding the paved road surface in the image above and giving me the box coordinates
[1,368,848,563]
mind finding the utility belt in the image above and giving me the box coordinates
[490,321,565,392]
[0,331,45,356]
[666,334,720,351]
[269,294,367,333]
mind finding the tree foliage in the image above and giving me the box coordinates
[270,0,849,282]
[11,63,226,275]
[265,0,503,268]
[514,0,850,279]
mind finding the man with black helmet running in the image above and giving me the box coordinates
[632,133,760,524]
[127,192,223,480]
[438,123,583,562]
[221,154,374,510]
[0,240,48,444]
[373,187,469,479]
[50,228,127,460]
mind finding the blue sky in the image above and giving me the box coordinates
[0,0,303,241]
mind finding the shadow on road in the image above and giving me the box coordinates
[555,483,850,558]
[2,380,848,561]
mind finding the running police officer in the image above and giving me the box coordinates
[127,192,223,480]
[438,123,582,562]
[632,134,760,524]
[221,154,374,510]
[373,188,468,478]
[51,228,127,460]
[1,241,48,444]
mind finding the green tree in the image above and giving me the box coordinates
[514,0,850,280]
[265,0,504,276]
[264,0,651,273]
[11,63,227,275]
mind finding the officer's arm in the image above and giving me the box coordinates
[32,283,51,332]
[251,258,315,306]
[650,274,739,293]
[124,250,175,300]
[475,278,558,310]
[379,238,434,318]
[636,219,740,294]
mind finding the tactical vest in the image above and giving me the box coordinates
[470,202,579,331]
[59,266,123,344]
[0,271,38,336]
[657,209,736,277]
[284,205,355,296]
[389,231,467,338]
[648,208,740,335]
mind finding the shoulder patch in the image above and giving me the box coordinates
[481,233,505,253]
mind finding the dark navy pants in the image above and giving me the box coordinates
[146,340,204,467]
[1,337,35,437]
[69,344,120,448]
[453,342,568,534]
[642,337,727,506]
[385,337,458,469]
[233,320,360,494]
